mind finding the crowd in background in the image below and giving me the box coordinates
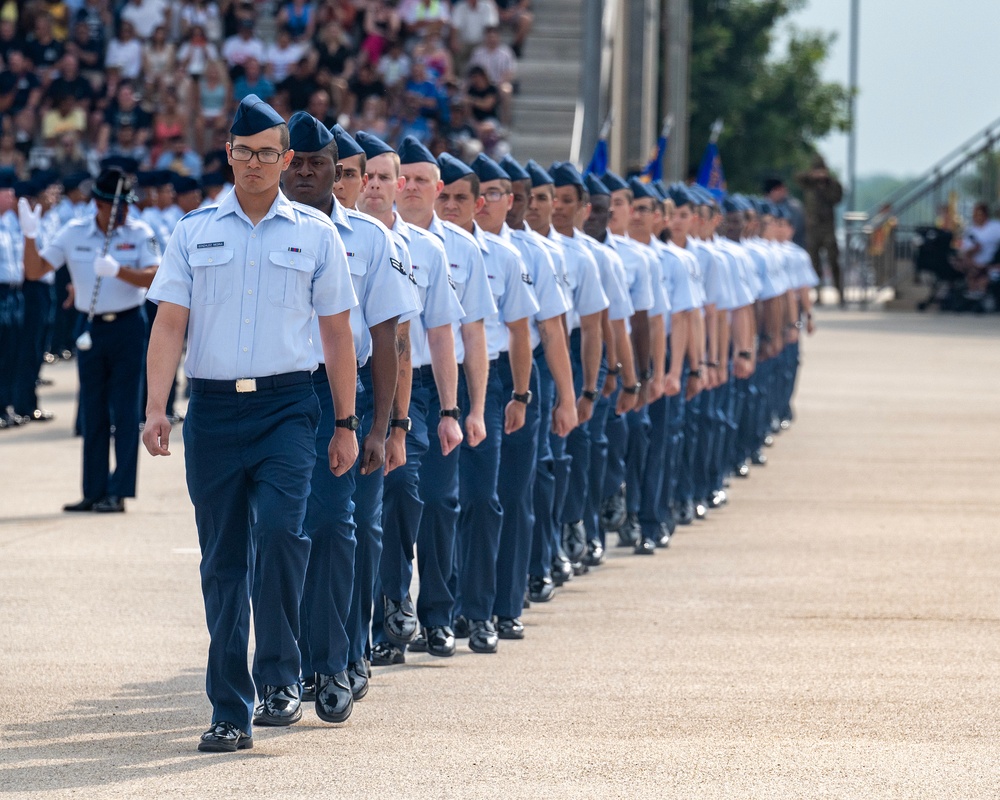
[0,0,533,181]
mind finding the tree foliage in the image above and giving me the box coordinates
[688,0,851,192]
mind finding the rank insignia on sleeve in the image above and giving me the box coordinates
[521,272,533,285]
[390,257,406,276]
[147,238,160,256]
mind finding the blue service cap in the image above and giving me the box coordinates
[14,180,38,199]
[667,183,694,207]
[230,93,285,137]
[31,169,60,188]
[771,204,788,220]
[600,171,629,193]
[498,154,530,182]
[153,170,177,187]
[470,153,508,183]
[288,111,334,153]
[100,155,139,175]
[201,171,224,189]
[688,184,715,206]
[330,124,364,160]
[136,170,159,188]
[92,167,137,203]
[648,181,667,202]
[525,159,553,188]
[0,170,15,190]
[438,152,473,185]
[173,174,201,194]
[720,195,741,213]
[355,130,395,160]
[398,135,436,165]
[584,173,609,197]
[62,171,91,192]
[549,161,584,188]
[628,177,658,201]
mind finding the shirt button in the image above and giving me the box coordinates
[244,318,250,324]
[250,261,255,266]
[207,258,213,263]
[251,234,256,238]
[243,347,248,352]
[247,289,253,295]
[289,260,294,265]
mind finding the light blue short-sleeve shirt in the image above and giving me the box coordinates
[546,227,608,331]
[607,233,655,315]
[650,238,696,335]
[500,222,569,350]
[743,239,784,301]
[475,223,540,360]
[581,233,634,322]
[147,189,357,380]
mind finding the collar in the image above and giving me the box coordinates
[216,187,296,226]
[471,222,490,254]
[329,197,353,231]
[428,212,447,243]
[391,214,412,242]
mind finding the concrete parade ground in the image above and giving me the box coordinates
[1,310,999,799]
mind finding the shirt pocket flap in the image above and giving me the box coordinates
[412,265,430,288]
[189,248,234,267]
[268,250,315,272]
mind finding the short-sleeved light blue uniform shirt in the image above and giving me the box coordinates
[783,240,819,289]
[580,232,634,322]
[392,214,465,369]
[141,206,173,253]
[41,211,160,314]
[649,237,697,335]
[712,236,755,309]
[743,238,784,301]
[0,210,23,284]
[147,189,357,380]
[309,200,420,367]
[606,233,655,315]
[667,238,706,308]
[473,223,540,360]
[499,222,569,350]
[545,226,608,332]
[626,235,671,320]
[689,238,735,311]
[426,213,496,365]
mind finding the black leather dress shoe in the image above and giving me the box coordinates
[198,721,252,752]
[661,509,676,536]
[452,615,470,639]
[599,487,627,533]
[468,619,498,653]
[751,449,767,466]
[736,459,751,477]
[528,574,554,603]
[63,498,99,512]
[301,675,316,702]
[656,524,671,548]
[633,538,656,555]
[409,633,428,652]
[28,409,54,422]
[676,500,694,526]
[348,660,369,700]
[383,593,418,646]
[763,434,775,448]
[522,594,531,609]
[617,512,640,547]
[315,671,353,723]
[253,684,302,727]
[370,642,405,666]
[94,495,125,513]
[425,625,456,657]
[561,520,587,564]
[583,538,605,567]
[695,500,708,520]
[496,617,524,640]
[710,490,727,508]
[551,551,573,586]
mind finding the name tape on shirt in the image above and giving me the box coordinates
[196,241,225,249]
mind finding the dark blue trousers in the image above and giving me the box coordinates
[0,284,24,413]
[372,365,433,645]
[493,353,540,619]
[602,405,627,500]
[529,344,557,579]
[77,307,145,500]
[638,395,667,540]
[453,359,503,622]
[298,370,361,677]
[185,378,318,732]
[624,405,650,515]
[13,279,53,415]
[664,370,687,511]
[585,384,616,546]
[51,266,77,355]
[561,330,606,525]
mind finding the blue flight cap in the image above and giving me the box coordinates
[288,111,334,153]
[398,135,436,165]
[100,155,139,175]
[154,170,177,188]
[772,204,788,220]
[667,183,694,207]
[173,174,201,194]
[628,177,657,200]
[525,159,553,188]
[470,153,508,183]
[584,173,610,197]
[733,194,753,212]
[31,169,59,188]
[14,180,37,199]
[600,171,629,193]
[689,185,714,206]
[136,171,159,188]
[201,171,224,189]
[438,152,473,185]
[62,171,91,192]
[757,198,776,216]
[330,125,364,160]
[230,93,285,137]
[92,167,137,203]
[499,154,530,182]
[549,161,584,188]
[720,195,740,213]
[355,130,395,160]
[648,182,667,202]
[0,170,15,190]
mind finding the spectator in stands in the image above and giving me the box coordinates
[25,14,64,84]
[0,51,41,118]
[75,0,113,50]
[49,132,90,174]
[264,26,308,83]
[178,24,220,78]
[156,133,202,177]
[277,0,316,43]
[464,65,498,126]
[305,87,337,130]
[353,94,391,140]
[0,129,25,177]
[316,0,361,34]
[378,39,412,98]
[405,60,444,122]
[495,0,532,58]
[450,0,499,73]
[65,19,104,82]
[313,17,354,109]
[221,18,265,76]
[956,202,1000,294]
[120,0,170,41]
[98,81,151,152]
[41,92,86,143]
[233,57,274,102]
[105,123,149,165]
[196,59,230,148]
[150,87,186,160]
[445,97,478,158]
[361,0,402,65]
[48,54,94,112]
[143,25,176,86]
[106,19,144,80]
[469,25,515,124]
[0,19,17,64]
[415,22,455,83]
[277,54,319,111]
[346,59,386,118]
[179,1,223,44]
[400,0,451,38]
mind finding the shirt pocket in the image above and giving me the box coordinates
[267,250,315,310]
[488,269,506,303]
[448,262,469,291]
[412,264,430,307]
[189,248,234,305]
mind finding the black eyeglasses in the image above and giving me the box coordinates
[230,146,288,164]
[480,189,508,202]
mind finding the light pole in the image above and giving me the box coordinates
[847,0,860,211]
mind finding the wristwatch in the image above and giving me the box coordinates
[737,350,753,360]
[640,367,654,382]
[511,390,533,405]
[607,362,622,376]
[702,360,720,368]
[581,389,598,402]
[390,417,412,432]
[689,369,702,379]
[623,383,641,395]
[439,407,461,420]
[335,415,361,431]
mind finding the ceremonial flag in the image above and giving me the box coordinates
[586,113,613,176]
[640,116,673,183]
[696,119,727,198]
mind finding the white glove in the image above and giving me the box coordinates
[18,197,42,239]
[93,254,120,278]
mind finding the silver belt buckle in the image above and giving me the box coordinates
[235,378,257,393]
[100,313,117,322]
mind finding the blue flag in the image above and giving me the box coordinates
[586,138,608,177]
[696,141,727,198]
[640,134,667,183]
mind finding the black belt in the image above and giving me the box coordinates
[190,370,311,394]
[89,306,142,324]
